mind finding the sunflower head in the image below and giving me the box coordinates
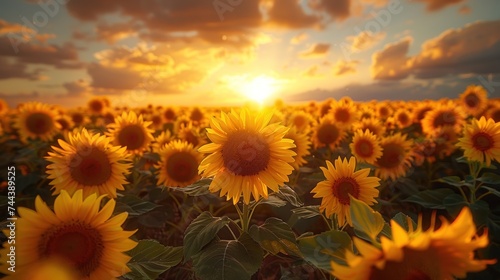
[0,190,137,279]
[457,116,500,166]
[421,101,466,136]
[156,140,203,187]
[198,108,296,204]
[13,102,61,143]
[46,128,132,198]
[285,126,311,170]
[374,133,413,181]
[329,101,359,128]
[106,111,154,155]
[459,85,488,116]
[311,157,380,227]
[350,129,382,164]
[312,116,346,150]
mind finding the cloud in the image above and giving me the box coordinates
[413,0,464,12]
[63,79,90,96]
[303,65,322,77]
[300,43,330,58]
[458,5,471,14]
[371,37,412,80]
[333,60,359,76]
[0,57,42,80]
[0,19,33,35]
[267,0,321,28]
[291,33,308,44]
[348,31,386,52]
[309,0,351,21]
[372,20,500,80]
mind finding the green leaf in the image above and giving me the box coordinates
[288,206,321,226]
[477,172,500,185]
[273,185,303,207]
[403,188,455,209]
[349,196,385,241]
[251,195,287,208]
[298,230,352,271]
[443,193,468,218]
[480,186,500,198]
[392,213,417,232]
[192,233,263,280]
[183,211,231,260]
[434,176,466,187]
[125,240,183,280]
[115,195,159,216]
[470,200,490,228]
[249,218,302,257]
[175,178,212,196]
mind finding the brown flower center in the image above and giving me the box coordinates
[166,152,198,183]
[222,130,270,176]
[355,139,374,158]
[472,132,493,151]
[70,147,112,186]
[377,142,405,169]
[333,177,360,205]
[26,112,53,135]
[334,108,351,123]
[89,100,104,114]
[465,93,479,108]
[57,118,71,131]
[432,111,456,128]
[292,115,307,129]
[182,130,199,147]
[379,107,390,118]
[416,107,432,121]
[398,113,410,126]
[72,113,84,125]
[118,124,146,150]
[164,109,176,121]
[190,108,203,122]
[39,222,104,277]
[317,123,340,145]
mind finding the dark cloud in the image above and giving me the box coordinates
[267,0,321,28]
[63,79,90,96]
[309,0,351,21]
[372,20,500,80]
[371,37,412,80]
[0,57,42,80]
[300,43,330,58]
[413,0,464,11]
[87,63,143,90]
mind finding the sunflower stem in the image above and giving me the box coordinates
[477,191,492,201]
[241,203,251,232]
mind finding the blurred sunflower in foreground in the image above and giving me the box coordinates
[0,190,137,279]
[156,140,203,187]
[45,128,131,198]
[331,207,496,280]
[457,116,500,166]
[198,109,296,204]
[311,157,380,227]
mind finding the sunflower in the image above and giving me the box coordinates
[0,98,9,115]
[412,101,433,124]
[189,106,206,126]
[156,140,203,187]
[311,157,380,227]
[312,116,346,150]
[457,117,500,166]
[374,133,413,181]
[56,114,75,132]
[13,101,61,142]
[286,110,315,131]
[107,111,154,155]
[350,129,382,164]
[177,123,207,148]
[376,102,392,120]
[331,207,495,280]
[421,101,466,136]
[69,109,90,127]
[285,126,311,170]
[46,128,131,198]
[353,117,386,138]
[152,130,173,153]
[87,97,108,116]
[163,107,177,123]
[459,85,488,117]
[394,108,412,129]
[329,101,359,129]
[198,108,296,204]
[0,190,137,279]
[485,101,500,123]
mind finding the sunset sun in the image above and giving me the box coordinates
[239,75,279,104]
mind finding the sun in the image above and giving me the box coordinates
[240,75,278,103]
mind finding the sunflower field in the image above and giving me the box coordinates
[1,85,500,280]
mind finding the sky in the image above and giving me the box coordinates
[0,0,500,108]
